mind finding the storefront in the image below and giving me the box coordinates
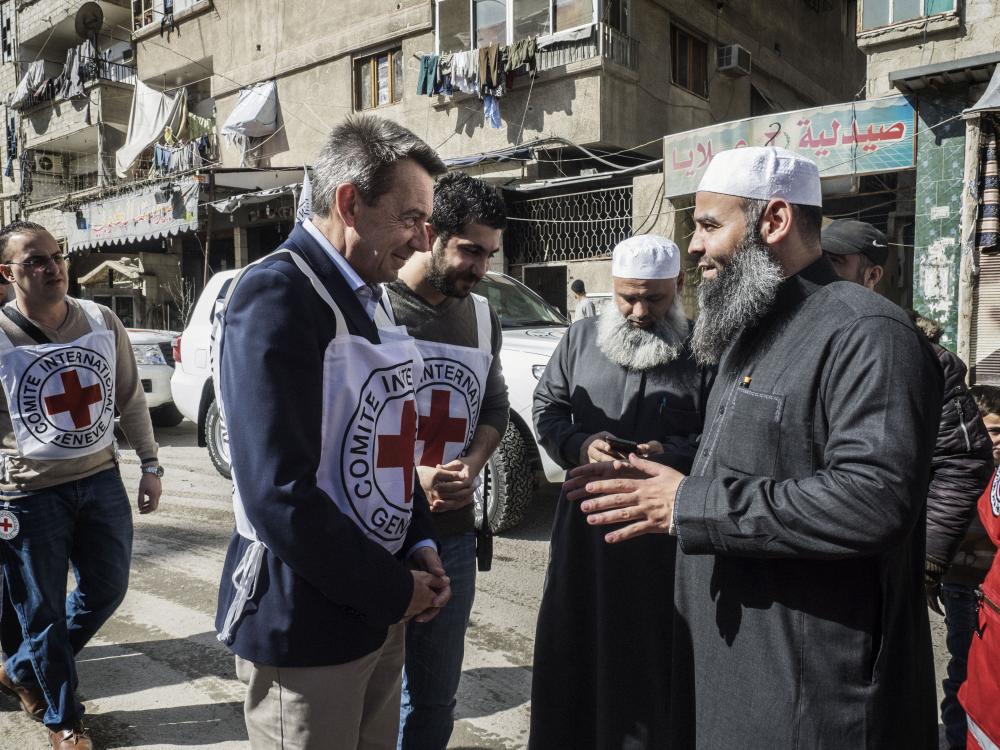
[659,94,920,317]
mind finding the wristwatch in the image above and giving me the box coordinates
[141,464,164,478]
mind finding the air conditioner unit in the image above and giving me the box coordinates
[717,44,751,77]
[33,153,64,175]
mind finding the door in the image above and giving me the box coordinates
[523,265,568,317]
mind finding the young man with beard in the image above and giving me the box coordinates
[529,235,713,750]
[384,171,509,750]
[570,147,944,748]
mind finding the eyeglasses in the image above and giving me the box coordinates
[6,254,67,270]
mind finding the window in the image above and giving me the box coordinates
[750,85,773,116]
[670,25,708,98]
[132,0,154,30]
[1,1,13,64]
[436,0,600,52]
[475,0,507,47]
[861,0,955,29]
[515,0,550,41]
[601,0,628,33]
[438,0,472,53]
[354,48,403,111]
[554,0,593,31]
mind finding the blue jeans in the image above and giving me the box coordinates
[399,532,477,750]
[941,582,980,749]
[0,468,132,728]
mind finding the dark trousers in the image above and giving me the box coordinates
[941,582,981,749]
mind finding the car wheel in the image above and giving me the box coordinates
[205,400,232,479]
[474,421,534,534]
[150,403,184,428]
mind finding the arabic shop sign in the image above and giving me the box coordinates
[63,177,201,252]
[662,95,917,198]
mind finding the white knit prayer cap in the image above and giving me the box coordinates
[611,235,681,280]
[697,146,822,207]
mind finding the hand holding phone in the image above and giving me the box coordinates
[606,437,640,457]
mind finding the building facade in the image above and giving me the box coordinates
[1,0,866,319]
[858,0,1000,375]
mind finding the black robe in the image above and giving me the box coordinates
[670,258,942,749]
[529,316,713,750]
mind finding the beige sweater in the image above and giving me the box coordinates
[0,298,158,492]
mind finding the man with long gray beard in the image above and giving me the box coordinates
[569,146,943,748]
[529,235,714,750]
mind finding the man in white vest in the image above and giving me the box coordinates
[0,221,162,750]
[214,115,451,750]
[386,172,509,749]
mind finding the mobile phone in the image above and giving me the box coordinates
[606,437,640,456]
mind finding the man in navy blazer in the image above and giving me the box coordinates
[215,115,450,749]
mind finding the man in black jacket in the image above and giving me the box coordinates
[822,219,993,750]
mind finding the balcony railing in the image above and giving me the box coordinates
[16,58,137,112]
[536,23,638,74]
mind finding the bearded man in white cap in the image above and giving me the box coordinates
[568,147,943,748]
[529,235,714,750]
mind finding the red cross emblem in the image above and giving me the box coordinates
[417,389,468,467]
[0,516,13,534]
[44,370,103,429]
[376,400,418,504]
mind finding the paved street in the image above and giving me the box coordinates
[1,421,954,749]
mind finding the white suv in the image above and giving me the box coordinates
[128,328,183,427]
[170,270,568,532]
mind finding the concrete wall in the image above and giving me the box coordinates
[863,0,1000,97]
[134,0,865,174]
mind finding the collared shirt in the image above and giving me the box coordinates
[303,218,382,319]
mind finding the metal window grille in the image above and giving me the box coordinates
[506,185,632,264]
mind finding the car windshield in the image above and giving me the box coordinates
[474,274,568,329]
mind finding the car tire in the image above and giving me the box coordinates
[150,403,184,428]
[475,421,534,534]
[205,399,232,479]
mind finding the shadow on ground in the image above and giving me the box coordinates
[87,701,247,748]
[456,665,533,721]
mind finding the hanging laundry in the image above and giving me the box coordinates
[153,143,170,173]
[9,60,50,109]
[417,54,438,96]
[479,43,505,97]
[505,37,537,77]
[483,95,501,129]
[451,50,477,96]
[58,38,97,100]
[117,81,187,176]
[435,53,454,95]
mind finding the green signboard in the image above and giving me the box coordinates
[662,95,917,197]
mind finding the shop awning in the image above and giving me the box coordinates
[890,52,1000,95]
[209,183,299,213]
[967,62,1000,115]
[62,177,200,252]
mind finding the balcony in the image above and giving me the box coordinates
[536,23,638,73]
[16,58,137,113]
[17,1,132,52]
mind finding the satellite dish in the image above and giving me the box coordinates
[74,2,104,39]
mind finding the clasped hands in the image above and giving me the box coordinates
[565,451,686,544]
[417,458,481,513]
[405,547,452,624]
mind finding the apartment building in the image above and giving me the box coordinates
[850,0,1000,375]
[1,0,866,320]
